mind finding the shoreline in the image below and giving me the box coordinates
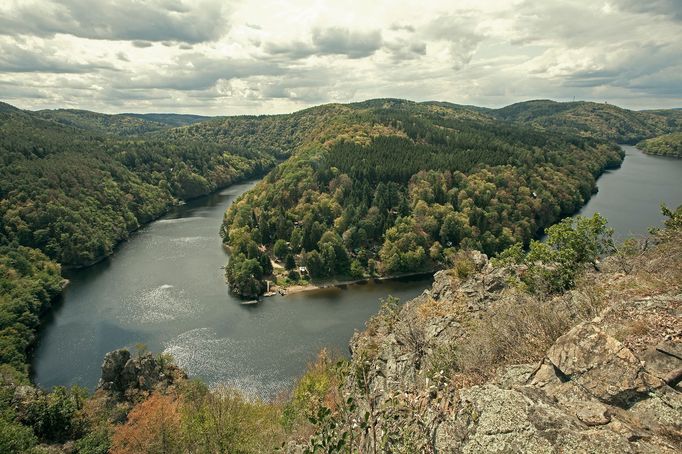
[271,271,436,296]
[61,172,271,272]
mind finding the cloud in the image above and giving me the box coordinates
[116,53,284,91]
[0,0,230,43]
[614,0,682,21]
[262,27,383,60]
[0,0,680,114]
[390,24,416,33]
[384,39,427,61]
[132,40,153,48]
[0,42,117,73]
[312,28,383,58]
[423,14,485,69]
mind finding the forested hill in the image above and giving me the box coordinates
[0,105,286,267]
[34,108,210,136]
[490,99,682,144]
[0,101,306,379]
[637,132,682,158]
[222,99,625,297]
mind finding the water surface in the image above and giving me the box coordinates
[32,145,682,397]
[32,181,431,398]
[577,145,682,239]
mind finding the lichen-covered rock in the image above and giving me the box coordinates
[545,322,663,406]
[98,348,131,392]
[325,239,682,454]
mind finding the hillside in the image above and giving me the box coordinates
[0,101,295,384]
[0,102,305,268]
[638,132,682,158]
[221,99,624,297]
[289,206,682,452]
[33,109,205,136]
[1,98,680,452]
[5,207,679,453]
[492,100,682,144]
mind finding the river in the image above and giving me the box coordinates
[31,145,682,398]
[31,181,432,398]
[577,145,682,239]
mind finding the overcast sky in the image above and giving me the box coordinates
[0,0,680,115]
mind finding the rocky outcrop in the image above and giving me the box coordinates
[335,242,682,453]
[97,348,186,400]
[435,296,682,453]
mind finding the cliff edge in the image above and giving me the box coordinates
[296,212,682,453]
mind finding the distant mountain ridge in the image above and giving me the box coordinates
[487,99,682,144]
[34,108,209,136]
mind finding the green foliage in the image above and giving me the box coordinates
[0,246,63,378]
[74,426,112,454]
[494,100,682,144]
[350,260,365,279]
[304,250,325,278]
[22,386,88,443]
[661,203,682,230]
[222,101,625,291]
[178,380,285,453]
[284,253,296,270]
[0,415,37,453]
[225,253,265,298]
[35,108,207,136]
[637,132,682,158]
[503,213,614,295]
[273,239,290,259]
[0,103,280,267]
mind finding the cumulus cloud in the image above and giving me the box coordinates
[116,53,284,91]
[0,0,680,114]
[614,0,682,21]
[0,42,117,73]
[312,28,383,59]
[0,0,230,43]
[262,27,383,60]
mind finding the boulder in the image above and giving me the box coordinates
[98,348,131,392]
[545,323,663,406]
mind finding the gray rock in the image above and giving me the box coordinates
[546,323,663,406]
[98,348,131,391]
[96,348,184,400]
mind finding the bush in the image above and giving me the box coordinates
[24,386,88,443]
[350,260,365,279]
[511,213,613,295]
[178,381,285,453]
[0,416,37,453]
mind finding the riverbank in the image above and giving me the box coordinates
[272,271,436,296]
[61,173,269,271]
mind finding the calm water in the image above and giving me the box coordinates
[577,145,682,239]
[32,181,432,398]
[31,146,682,397]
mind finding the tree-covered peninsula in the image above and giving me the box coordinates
[1,98,681,451]
[222,99,626,297]
[637,132,682,158]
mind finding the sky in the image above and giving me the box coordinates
[0,0,680,115]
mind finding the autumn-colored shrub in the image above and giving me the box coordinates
[110,393,181,454]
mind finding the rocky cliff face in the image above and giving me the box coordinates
[329,233,682,453]
[97,348,186,402]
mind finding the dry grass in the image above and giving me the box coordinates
[448,229,681,382]
[606,230,682,299]
[450,279,607,381]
